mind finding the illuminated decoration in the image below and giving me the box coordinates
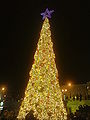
[41,8,54,20]
[17,17,67,119]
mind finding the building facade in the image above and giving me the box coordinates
[61,82,90,101]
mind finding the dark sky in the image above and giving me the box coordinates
[0,0,89,97]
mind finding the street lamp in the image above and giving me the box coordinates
[62,89,64,92]
[1,87,5,91]
[65,89,67,92]
[68,83,71,87]
[68,83,72,99]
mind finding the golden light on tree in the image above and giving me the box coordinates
[17,18,67,120]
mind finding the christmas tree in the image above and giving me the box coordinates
[17,9,67,120]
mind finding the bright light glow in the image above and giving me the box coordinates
[17,18,67,120]
[4,95,6,97]
[87,86,89,89]
[68,83,71,87]
[75,96,77,99]
[1,101,3,106]
[0,101,3,110]
[0,106,3,110]
[65,89,67,92]
[62,89,64,92]
[2,87,5,91]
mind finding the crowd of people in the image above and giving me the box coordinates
[0,109,18,120]
[0,105,90,120]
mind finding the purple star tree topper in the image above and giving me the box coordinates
[41,8,54,20]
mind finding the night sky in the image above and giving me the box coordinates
[0,0,89,97]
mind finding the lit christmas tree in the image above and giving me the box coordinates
[17,8,67,120]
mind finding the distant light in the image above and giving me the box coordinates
[2,87,5,91]
[65,89,67,92]
[4,95,6,97]
[1,101,3,106]
[87,86,89,89]
[62,89,64,92]
[0,106,3,110]
[75,96,77,99]
[0,101,4,110]
[68,83,71,87]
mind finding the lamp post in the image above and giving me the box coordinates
[62,89,67,101]
[68,83,72,99]
[0,86,6,110]
[1,87,6,96]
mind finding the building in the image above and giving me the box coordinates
[61,82,90,101]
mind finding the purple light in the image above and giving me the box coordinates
[41,8,54,20]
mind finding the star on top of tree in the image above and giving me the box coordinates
[41,8,54,20]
